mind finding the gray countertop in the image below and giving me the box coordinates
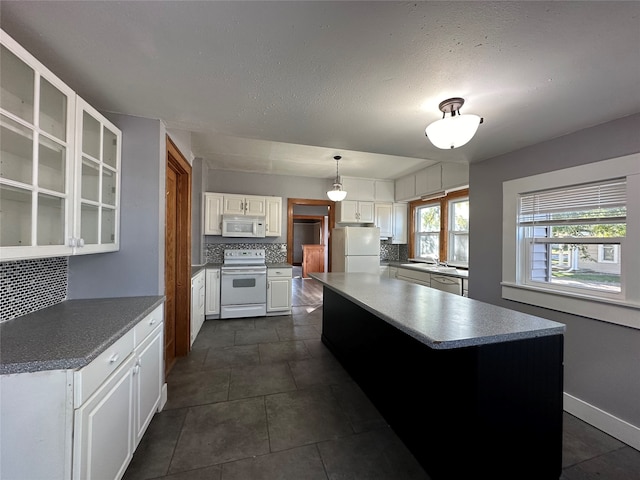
[384,261,469,279]
[193,262,292,277]
[0,296,164,375]
[267,263,293,269]
[309,272,564,350]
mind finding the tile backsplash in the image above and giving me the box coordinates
[205,243,288,264]
[205,242,408,264]
[0,257,68,322]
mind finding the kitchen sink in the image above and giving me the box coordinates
[400,263,458,273]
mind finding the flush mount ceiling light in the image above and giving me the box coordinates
[327,155,347,202]
[425,97,483,149]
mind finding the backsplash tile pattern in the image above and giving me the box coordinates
[206,242,409,264]
[380,243,409,262]
[205,243,288,264]
[0,257,68,322]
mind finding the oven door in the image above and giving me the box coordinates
[221,268,267,305]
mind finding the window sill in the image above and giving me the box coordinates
[501,282,639,330]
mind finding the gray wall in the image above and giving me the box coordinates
[205,168,332,243]
[191,158,204,265]
[469,113,640,428]
[68,114,165,298]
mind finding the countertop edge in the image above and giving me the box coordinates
[0,296,165,375]
[310,273,564,350]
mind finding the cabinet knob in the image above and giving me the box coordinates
[108,353,120,364]
[149,318,156,325]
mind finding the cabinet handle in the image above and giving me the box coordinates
[108,353,120,364]
[149,317,156,326]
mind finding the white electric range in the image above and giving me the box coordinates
[220,249,267,319]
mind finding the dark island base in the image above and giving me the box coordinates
[321,287,563,480]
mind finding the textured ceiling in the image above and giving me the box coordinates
[1,1,639,180]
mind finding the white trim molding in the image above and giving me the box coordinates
[502,153,640,329]
[564,392,640,451]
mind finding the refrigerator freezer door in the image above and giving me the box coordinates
[344,227,380,256]
[345,255,380,274]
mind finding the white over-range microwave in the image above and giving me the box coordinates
[222,215,266,238]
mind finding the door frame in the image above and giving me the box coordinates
[165,136,192,370]
[287,198,335,270]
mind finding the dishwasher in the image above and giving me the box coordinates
[430,275,463,295]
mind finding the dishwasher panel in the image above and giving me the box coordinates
[430,275,463,295]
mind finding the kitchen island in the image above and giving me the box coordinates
[309,272,565,480]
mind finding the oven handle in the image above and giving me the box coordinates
[222,271,267,276]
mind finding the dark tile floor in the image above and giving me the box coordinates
[124,287,640,479]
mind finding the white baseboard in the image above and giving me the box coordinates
[564,392,640,451]
[159,383,168,412]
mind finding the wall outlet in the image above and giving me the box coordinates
[280,244,287,252]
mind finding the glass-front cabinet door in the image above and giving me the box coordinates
[0,31,75,259]
[73,97,121,254]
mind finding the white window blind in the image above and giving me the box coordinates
[519,179,626,227]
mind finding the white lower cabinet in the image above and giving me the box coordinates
[205,267,221,318]
[267,267,292,315]
[191,269,206,344]
[132,323,163,446]
[396,267,431,287]
[73,354,136,480]
[0,304,164,480]
[73,306,164,480]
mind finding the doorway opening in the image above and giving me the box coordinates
[287,198,335,271]
[165,136,191,376]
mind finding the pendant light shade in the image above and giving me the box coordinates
[327,155,347,202]
[425,98,482,149]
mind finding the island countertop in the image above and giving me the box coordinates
[309,272,564,349]
[0,296,165,375]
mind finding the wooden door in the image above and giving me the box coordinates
[165,167,178,372]
[165,137,191,376]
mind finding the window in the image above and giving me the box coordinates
[410,189,469,267]
[518,179,625,295]
[415,203,440,260]
[449,198,469,264]
[502,153,640,329]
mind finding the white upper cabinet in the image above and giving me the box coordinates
[205,192,282,236]
[394,162,469,201]
[265,196,282,237]
[0,30,76,259]
[341,177,375,201]
[395,175,416,201]
[336,200,375,223]
[374,180,395,202]
[374,203,393,238]
[73,97,121,255]
[391,203,408,244]
[441,162,469,190]
[203,192,223,235]
[0,29,121,260]
[223,194,265,216]
[415,164,442,196]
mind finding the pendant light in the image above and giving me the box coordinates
[327,155,347,202]
[425,97,483,149]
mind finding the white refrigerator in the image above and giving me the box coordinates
[331,226,380,274]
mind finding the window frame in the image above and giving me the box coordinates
[414,202,441,262]
[409,188,469,267]
[502,153,640,329]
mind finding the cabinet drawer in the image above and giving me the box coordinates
[268,268,292,278]
[74,328,134,408]
[134,304,164,347]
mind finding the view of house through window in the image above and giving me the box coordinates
[410,189,469,267]
[518,179,626,294]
